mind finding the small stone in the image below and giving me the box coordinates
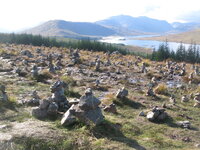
[103,103,117,114]
[181,95,189,102]
[139,111,146,117]
[177,121,191,129]
[195,144,200,148]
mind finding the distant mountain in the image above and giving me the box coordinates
[171,22,200,31]
[96,15,174,34]
[24,20,116,38]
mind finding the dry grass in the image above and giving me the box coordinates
[154,83,168,95]
[136,28,200,44]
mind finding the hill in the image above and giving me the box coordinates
[96,15,174,34]
[136,28,200,44]
[24,20,116,38]
[172,22,200,32]
[0,43,200,150]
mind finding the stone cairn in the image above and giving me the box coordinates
[95,58,101,71]
[32,80,70,119]
[146,87,156,97]
[26,90,40,106]
[193,93,200,107]
[0,85,8,101]
[194,66,199,75]
[105,52,111,66]
[61,88,104,126]
[169,96,176,105]
[47,54,56,73]
[146,106,168,122]
[71,49,80,65]
[141,62,147,73]
[116,87,128,98]
[31,65,39,78]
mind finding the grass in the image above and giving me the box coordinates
[136,28,200,44]
[154,83,168,96]
[13,137,74,150]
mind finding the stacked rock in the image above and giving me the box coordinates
[147,106,168,122]
[0,85,8,101]
[32,80,70,119]
[61,88,104,126]
[26,90,40,106]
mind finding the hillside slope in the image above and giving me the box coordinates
[137,28,200,44]
[0,43,200,150]
[24,20,116,38]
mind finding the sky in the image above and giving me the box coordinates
[0,0,200,32]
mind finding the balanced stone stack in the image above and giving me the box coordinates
[0,85,8,101]
[31,65,39,78]
[61,88,104,126]
[141,62,147,73]
[32,80,70,119]
[147,106,168,122]
[50,80,70,111]
[146,87,155,97]
[26,90,40,106]
[71,49,80,65]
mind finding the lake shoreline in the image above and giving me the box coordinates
[100,35,200,51]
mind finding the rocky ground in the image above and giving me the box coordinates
[0,43,200,150]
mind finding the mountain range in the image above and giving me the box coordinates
[23,15,200,39]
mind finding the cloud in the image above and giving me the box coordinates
[177,10,200,22]
[0,0,200,31]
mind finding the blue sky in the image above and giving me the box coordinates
[0,0,200,32]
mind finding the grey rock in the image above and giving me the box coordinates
[116,87,128,98]
[103,103,117,114]
[39,99,50,109]
[177,121,191,129]
[139,111,146,117]
[0,85,8,101]
[47,102,58,115]
[61,104,77,126]
[61,88,104,126]
[32,107,48,119]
